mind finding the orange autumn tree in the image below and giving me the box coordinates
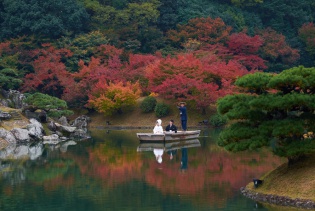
[167,17,232,48]
[88,81,141,116]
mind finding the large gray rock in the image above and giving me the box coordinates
[0,111,11,120]
[1,89,27,109]
[0,128,16,144]
[0,99,10,107]
[27,118,44,140]
[59,116,70,126]
[10,128,30,143]
[55,123,76,133]
[71,115,90,128]
[48,120,57,131]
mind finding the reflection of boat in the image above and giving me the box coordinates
[137,139,201,152]
[136,130,201,142]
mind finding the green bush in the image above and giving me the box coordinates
[210,113,228,127]
[0,68,23,90]
[140,96,157,113]
[154,102,170,118]
[24,92,74,118]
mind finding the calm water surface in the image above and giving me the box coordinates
[0,129,286,211]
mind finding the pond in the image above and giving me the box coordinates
[0,128,286,211]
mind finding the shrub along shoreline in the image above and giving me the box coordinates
[241,154,315,209]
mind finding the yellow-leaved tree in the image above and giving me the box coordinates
[88,81,141,116]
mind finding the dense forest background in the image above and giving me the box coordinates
[1,0,315,115]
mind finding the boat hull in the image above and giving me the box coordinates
[164,130,200,141]
[137,139,201,152]
[136,130,200,142]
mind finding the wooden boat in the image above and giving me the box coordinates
[136,130,201,142]
[137,139,201,152]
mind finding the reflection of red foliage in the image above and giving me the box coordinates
[59,143,283,207]
[42,175,75,192]
[74,145,144,187]
[144,148,283,206]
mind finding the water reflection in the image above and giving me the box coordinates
[181,148,188,171]
[0,143,44,160]
[0,129,285,211]
[137,139,201,166]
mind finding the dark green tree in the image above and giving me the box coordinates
[217,67,315,165]
[24,93,73,118]
[176,0,262,34]
[250,0,315,40]
[157,0,179,32]
[0,0,89,40]
[0,68,23,90]
[56,31,109,71]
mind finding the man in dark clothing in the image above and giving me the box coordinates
[178,102,187,131]
[165,120,177,133]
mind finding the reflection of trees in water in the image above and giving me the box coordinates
[0,160,26,185]
[0,129,285,209]
[73,142,143,187]
[144,147,284,206]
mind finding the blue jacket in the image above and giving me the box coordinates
[178,106,187,120]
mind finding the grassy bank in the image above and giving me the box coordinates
[88,97,216,128]
[246,153,315,202]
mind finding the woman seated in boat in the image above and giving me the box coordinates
[165,119,177,133]
[153,119,164,134]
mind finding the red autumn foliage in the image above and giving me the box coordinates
[145,52,249,111]
[227,32,263,54]
[62,45,159,104]
[258,28,300,64]
[227,32,267,71]
[22,44,72,96]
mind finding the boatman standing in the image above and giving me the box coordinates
[177,102,187,131]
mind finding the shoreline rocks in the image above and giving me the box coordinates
[240,187,315,210]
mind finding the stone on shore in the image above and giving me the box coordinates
[10,128,30,143]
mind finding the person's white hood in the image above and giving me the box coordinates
[156,119,162,126]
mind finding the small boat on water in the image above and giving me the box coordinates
[136,130,201,142]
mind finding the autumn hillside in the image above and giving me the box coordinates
[1,0,314,122]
